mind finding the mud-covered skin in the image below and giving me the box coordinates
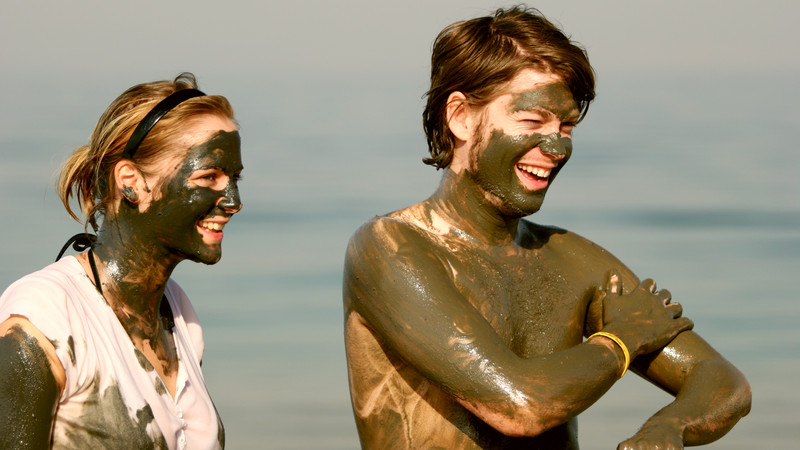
[462,80,577,218]
[90,124,241,397]
[55,117,234,448]
[471,130,572,217]
[0,324,59,449]
[344,176,670,449]
[345,177,749,449]
[343,70,751,448]
[469,81,576,215]
[131,129,243,266]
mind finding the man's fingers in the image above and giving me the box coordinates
[641,278,657,293]
[675,317,694,333]
[605,269,621,295]
[657,288,672,305]
[667,301,683,318]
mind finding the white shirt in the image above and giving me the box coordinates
[0,256,224,449]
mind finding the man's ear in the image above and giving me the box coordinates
[114,160,144,204]
[446,91,472,143]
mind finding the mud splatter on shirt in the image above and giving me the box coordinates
[0,256,224,449]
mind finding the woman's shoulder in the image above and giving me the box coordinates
[0,256,86,312]
[0,257,92,391]
[0,256,105,350]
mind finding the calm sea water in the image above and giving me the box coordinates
[1,73,798,449]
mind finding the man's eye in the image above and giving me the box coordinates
[203,174,217,181]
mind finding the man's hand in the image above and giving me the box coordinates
[617,417,684,450]
[596,270,693,359]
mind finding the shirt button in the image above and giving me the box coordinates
[182,420,188,429]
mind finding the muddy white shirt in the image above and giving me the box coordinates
[0,256,224,449]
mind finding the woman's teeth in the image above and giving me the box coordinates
[199,221,224,231]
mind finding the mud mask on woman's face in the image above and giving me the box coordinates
[125,130,243,265]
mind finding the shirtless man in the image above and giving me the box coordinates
[342,6,751,449]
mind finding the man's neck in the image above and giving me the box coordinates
[424,169,522,247]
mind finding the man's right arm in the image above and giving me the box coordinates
[343,218,693,437]
[0,317,63,449]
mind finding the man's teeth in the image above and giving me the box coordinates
[199,221,224,231]
[517,164,551,178]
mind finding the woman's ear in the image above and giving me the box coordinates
[445,91,472,142]
[114,160,143,204]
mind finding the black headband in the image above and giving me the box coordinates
[121,88,206,160]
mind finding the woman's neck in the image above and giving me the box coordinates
[87,219,180,342]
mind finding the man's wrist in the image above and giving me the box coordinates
[642,414,686,440]
[587,331,630,378]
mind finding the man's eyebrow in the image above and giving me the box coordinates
[564,110,581,123]
[511,105,556,116]
[512,105,579,123]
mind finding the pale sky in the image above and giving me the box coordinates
[3,0,798,78]
[2,0,798,140]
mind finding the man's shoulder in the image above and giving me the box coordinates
[518,218,568,236]
[519,218,625,267]
[350,204,438,246]
[343,206,452,308]
[518,218,573,244]
[344,204,455,282]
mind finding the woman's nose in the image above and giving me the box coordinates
[216,184,242,213]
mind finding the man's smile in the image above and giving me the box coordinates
[515,161,556,190]
[516,163,552,179]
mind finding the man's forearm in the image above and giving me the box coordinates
[639,357,751,446]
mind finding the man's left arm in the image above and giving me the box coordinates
[575,231,751,448]
[620,330,752,449]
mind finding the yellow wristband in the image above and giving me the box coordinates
[588,331,630,378]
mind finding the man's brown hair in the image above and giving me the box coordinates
[422,5,596,169]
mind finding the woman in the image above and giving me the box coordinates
[0,73,242,449]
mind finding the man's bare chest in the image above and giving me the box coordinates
[442,244,590,357]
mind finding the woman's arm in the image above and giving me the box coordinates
[0,316,65,449]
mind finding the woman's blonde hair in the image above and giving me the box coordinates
[57,72,236,230]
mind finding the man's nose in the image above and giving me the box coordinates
[216,183,242,213]
[538,132,567,159]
